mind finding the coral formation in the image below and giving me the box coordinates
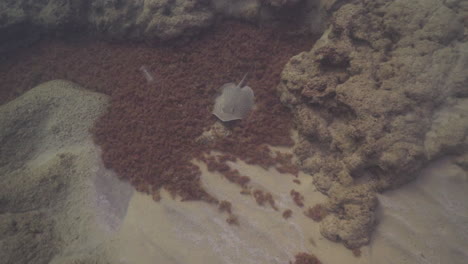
[278,0,467,248]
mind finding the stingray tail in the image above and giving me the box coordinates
[237,72,248,88]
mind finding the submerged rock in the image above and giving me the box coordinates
[277,0,467,248]
[0,80,133,264]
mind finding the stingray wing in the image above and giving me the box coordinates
[212,83,255,122]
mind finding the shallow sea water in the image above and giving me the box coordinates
[1,1,467,264]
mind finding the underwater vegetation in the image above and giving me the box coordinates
[0,21,314,202]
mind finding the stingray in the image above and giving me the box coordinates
[212,74,255,122]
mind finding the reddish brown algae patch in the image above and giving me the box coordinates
[0,21,314,201]
[290,252,322,264]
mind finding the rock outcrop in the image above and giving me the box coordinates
[278,0,468,248]
[0,0,322,55]
[0,80,133,264]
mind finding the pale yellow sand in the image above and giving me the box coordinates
[101,156,468,264]
[103,158,365,264]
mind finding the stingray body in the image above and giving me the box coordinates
[212,74,255,122]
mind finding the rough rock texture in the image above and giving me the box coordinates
[424,98,468,159]
[278,0,468,248]
[266,0,302,7]
[0,0,325,56]
[88,0,214,40]
[0,80,127,264]
[0,0,86,31]
[0,0,87,54]
[0,0,214,48]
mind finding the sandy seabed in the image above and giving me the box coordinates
[0,81,467,264]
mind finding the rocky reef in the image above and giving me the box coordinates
[0,0,325,55]
[278,0,467,248]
